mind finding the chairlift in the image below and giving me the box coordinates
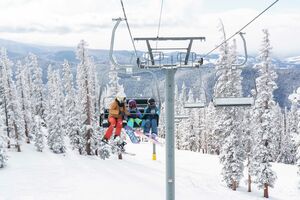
[99,17,161,128]
[184,102,205,109]
[174,115,189,120]
[213,97,253,107]
[213,31,254,107]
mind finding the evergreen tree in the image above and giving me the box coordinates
[213,24,245,190]
[0,109,8,168]
[276,106,295,164]
[158,101,166,138]
[1,48,24,152]
[0,133,7,168]
[15,61,33,143]
[62,60,84,153]
[33,116,44,152]
[104,62,125,106]
[250,29,277,198]
[204,102,216,154]
[46,68,66,154]
[76,40,97,155]
[28,53,46,119]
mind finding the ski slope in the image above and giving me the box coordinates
[0,143,299,200]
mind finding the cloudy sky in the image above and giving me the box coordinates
[0,0,298,57]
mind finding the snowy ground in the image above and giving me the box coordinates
[1,142,299,200]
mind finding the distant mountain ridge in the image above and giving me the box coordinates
[1,38,300,109]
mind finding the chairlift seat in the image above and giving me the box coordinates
[213,97,254,107]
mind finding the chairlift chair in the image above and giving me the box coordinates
[212,32,254,107]
[99,18,161,128]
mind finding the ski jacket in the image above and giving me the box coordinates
[108,100,129,119]
[142,106,160,121]
[128,107,142,119]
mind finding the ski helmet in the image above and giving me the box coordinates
[116,96,126,103]
[147,98,155,106]
[128,99,137,108]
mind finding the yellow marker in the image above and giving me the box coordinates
[152,153,156,160]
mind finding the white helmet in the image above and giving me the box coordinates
[116,96,126,103]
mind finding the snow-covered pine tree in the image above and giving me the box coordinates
[286,90,300,163]
[250,29,277,198]
[185,89,200,152]
[15,61,33,143]
[242,108,254,192]
[158,101,166,138]
[176,82,188,149]
[297,134,300,188]
[62,60,84,154]
[204,102,216,154]
[33,115,44,152]
[213,23,245,190]
[276,106,295,164]
[0,108,8,168]
[0,132,7,168]
[174,84,181,149]
[1,48,25,152]
[212,21,231,156]
[28,53,46,120]
[76,40,97,155]
[103,62,125,106]
[46,68,66,154]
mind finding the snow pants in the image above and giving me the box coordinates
[104,117,123,140]
[127,118,142,128]
[143,119,158,135]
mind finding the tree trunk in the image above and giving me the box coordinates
[4,98,10,148]
[232,180,237,191]
[14,122,21,152]
[25,121,30,143]
[85,79,92,155]
[118,153,122,160]
[248,174,251,192]
[264,183,269,198]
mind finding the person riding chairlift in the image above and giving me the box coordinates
[142,98,160,139]
[102,96,129,146]
[127,99,143,129]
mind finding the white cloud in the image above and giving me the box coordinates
[0,0,298,57]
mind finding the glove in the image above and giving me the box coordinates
[120,111,125,117]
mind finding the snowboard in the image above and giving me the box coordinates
[124,125,140,144]
[134,130,163,145]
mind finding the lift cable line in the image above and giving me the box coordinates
[120,0,138,59]
[155,0,164,50]
[203,0,279,58]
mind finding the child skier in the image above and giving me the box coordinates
[127,99,143,128]
[142,98,160,139]
[102,96,129,144]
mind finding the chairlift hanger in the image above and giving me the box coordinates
[108,17,162,110]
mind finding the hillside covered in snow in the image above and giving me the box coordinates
[1,142,299,200]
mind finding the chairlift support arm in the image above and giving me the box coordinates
[134,37,205,66]
[109,18,125,68]
[232,32,248,67]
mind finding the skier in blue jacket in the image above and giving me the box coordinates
[142,98,160,139]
